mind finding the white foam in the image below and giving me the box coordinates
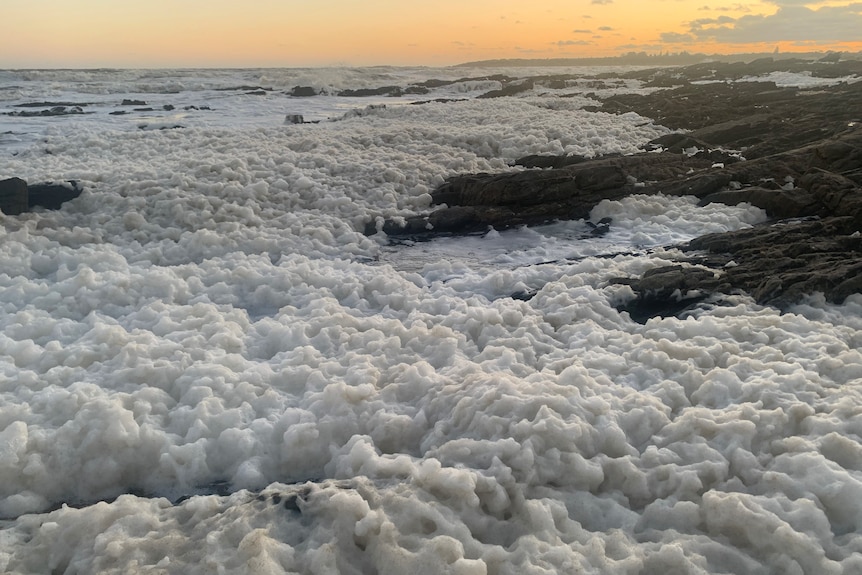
[1,67,860,574]
[737,70,861,88]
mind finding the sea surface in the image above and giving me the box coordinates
[1,66,861,574]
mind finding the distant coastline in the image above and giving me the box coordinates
[456,50,862,67]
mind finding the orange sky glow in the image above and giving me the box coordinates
[2,0,860,68]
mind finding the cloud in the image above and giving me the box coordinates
[515,46,547,54]
[699,3,752,12]
[670,3,862,44]
[591,0,613,4]
[764,0,824,4]
[555,40,592,46]
[573,29,593,34]
[598,26,615,31]
[660,32,696,43]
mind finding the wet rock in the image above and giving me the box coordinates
[7,106,87,117]
[374,167,636,236]
[514,154,588,169]
[339,86,404,97]
[618,217,862,319]
[0,177,28,215]
[574,165,628,191]
[690,217,862,307]
[290,86,318,97]
[371,57,862,310]
[614,266,719,323]
[645,133,716,154]
[0,179,83,215]
[654,172,734,198]
[432,170,581,208]
[698,187,820,219]
[798,169,862,218]
[13,101,91,108]
[587,217,613,236]
[27,181,83,210]
[477,79,535,99]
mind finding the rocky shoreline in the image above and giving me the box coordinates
[4,59,861,320]
[368,58,862,320]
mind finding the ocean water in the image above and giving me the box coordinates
[1,67,861,574]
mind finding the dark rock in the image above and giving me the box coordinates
[372,163,639,237]
[216,85,272,93]
[285,114,305,125]
[798,169,862,217]
[687,114,775,149]
[338,104,387,120]
[121,99,146,106]
[477,80,535,99]
[370,58,862,310]
[574,165,627,191]
[163,104,175,111]
[631,265,718,293]
[8,106,87,117]
[339,86,403,97]
[818,51,842,63]
[433,171,579,207]
[615,266,718,323]
[587,217,612,236]
[0,177,28,215]
[27,181,83,210]
[13,101,91,108]
[596,77,862,158]
[655,172,734,198]
[411,98,468,106]
[645,133,716,153]
[514,154,589,169]
[290,86,318,97]
[698,187,820,219]
[511,289,537,301]
[403,86,431,95]
[137,124,185,131]
[619,217,862,319]
[688,217,862,307]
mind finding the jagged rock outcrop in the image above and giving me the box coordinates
[616,217,862,321]
[367,58,862,315]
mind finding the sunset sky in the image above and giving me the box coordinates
[2,0,861,68]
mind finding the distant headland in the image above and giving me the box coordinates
[456,50,862,67]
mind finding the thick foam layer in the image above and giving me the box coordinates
[1,67,860,575]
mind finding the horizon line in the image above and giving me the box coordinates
[3,49,861,72]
